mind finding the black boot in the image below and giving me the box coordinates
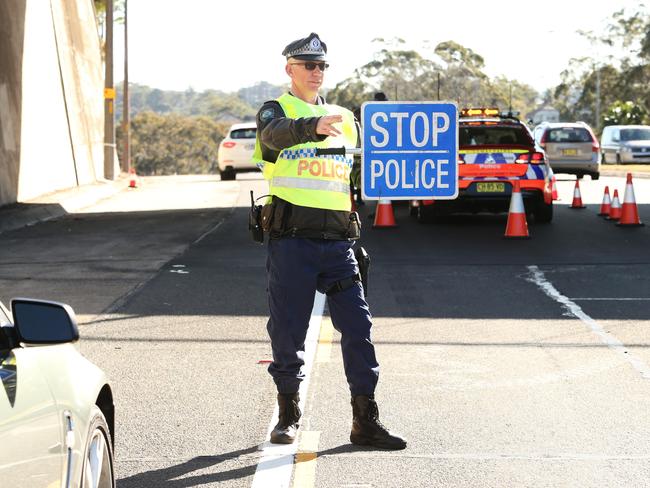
[350,395,407,450]
[270,393,301,444]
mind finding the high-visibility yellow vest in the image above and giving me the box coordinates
[252,93,357,211]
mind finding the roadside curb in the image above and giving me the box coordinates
[600,166,650,179]
[0,176,129,235]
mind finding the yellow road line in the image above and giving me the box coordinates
[315,317,334,363]
[293,430,320,488]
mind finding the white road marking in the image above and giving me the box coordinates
[569,297,650,301]
[527,265,650,380]
[251,292,326,488]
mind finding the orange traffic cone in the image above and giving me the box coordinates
[598,186,611,216]
[373,198,397,228]
[607,189,622,221]
[504,180,530,239]
[617,173,644,227]
[128,168,138,188]
[570,179,586,208]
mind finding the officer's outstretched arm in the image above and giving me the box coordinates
[257,101,326,151]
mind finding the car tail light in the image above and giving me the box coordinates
[223,141,236,148]
[538,130,548,149]
[587,128,600,152]
[516,152,545,164]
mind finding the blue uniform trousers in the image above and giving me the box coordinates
[266,238,379,396]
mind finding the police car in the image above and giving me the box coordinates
[415,107,553,223]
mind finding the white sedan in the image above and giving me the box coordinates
[217,122,259,180]
[0,299,115,487]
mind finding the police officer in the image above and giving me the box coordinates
[253,33,406,450]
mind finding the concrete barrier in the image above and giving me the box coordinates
[0,0,117,207]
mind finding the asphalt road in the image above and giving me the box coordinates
[1,172,649,487]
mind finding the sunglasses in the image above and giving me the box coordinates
[290,62,329,71]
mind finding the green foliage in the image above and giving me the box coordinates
[547,6,650,130]
[115,84,257,123]
[116,112,229,175]
[327,40,538,118]
[602,101,648,126]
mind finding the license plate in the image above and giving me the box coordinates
[476,182,505,193]
[562,148,578,156]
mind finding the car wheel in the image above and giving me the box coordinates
[534,201,553,223]
[616,154,622,164]
[81,406,115,488]
[592,172,600,181]
[220,168,236,181]
[601,152,607,164]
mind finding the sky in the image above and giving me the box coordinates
[111,0,645,97]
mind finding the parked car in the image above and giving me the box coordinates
[414,108,553,223]
[0,298,115,487]
[217,122,259,180]
[533,121,600,179]
[600,125,650,164]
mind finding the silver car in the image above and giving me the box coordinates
[601,125,650,164]
[0,299,115,487]
[534,122,600,179]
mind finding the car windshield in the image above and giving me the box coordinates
[230,128,256,139]
[547,127,592,143]
[460,126,531,146]
[620,128,650,141]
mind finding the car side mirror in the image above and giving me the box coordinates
[11,298,79,345]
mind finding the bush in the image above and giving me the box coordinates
[116,112,230,175]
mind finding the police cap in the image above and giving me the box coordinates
[282,33,327,61]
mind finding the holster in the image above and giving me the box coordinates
[261,201,276,233]
[354,246,370,297]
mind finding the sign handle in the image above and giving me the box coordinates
[315,147,361,156]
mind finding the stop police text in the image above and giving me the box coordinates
[369,111,450,147]
[369,158,450,190]
[368,110,451,191]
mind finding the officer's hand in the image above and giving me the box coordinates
[316,115,343,137]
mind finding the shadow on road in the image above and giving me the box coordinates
[117,442,396,487]
[118,446,259,487]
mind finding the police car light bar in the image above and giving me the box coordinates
[500,110,521,118]
[460,107,500,117]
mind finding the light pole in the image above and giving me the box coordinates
[103,0,115,179]
[122,0,130,173]
[595,64,601,131]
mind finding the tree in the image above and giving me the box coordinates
[549,6,650,128]
[327,40,538,117]
[117,112,228,175]
[602,101,648,126]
